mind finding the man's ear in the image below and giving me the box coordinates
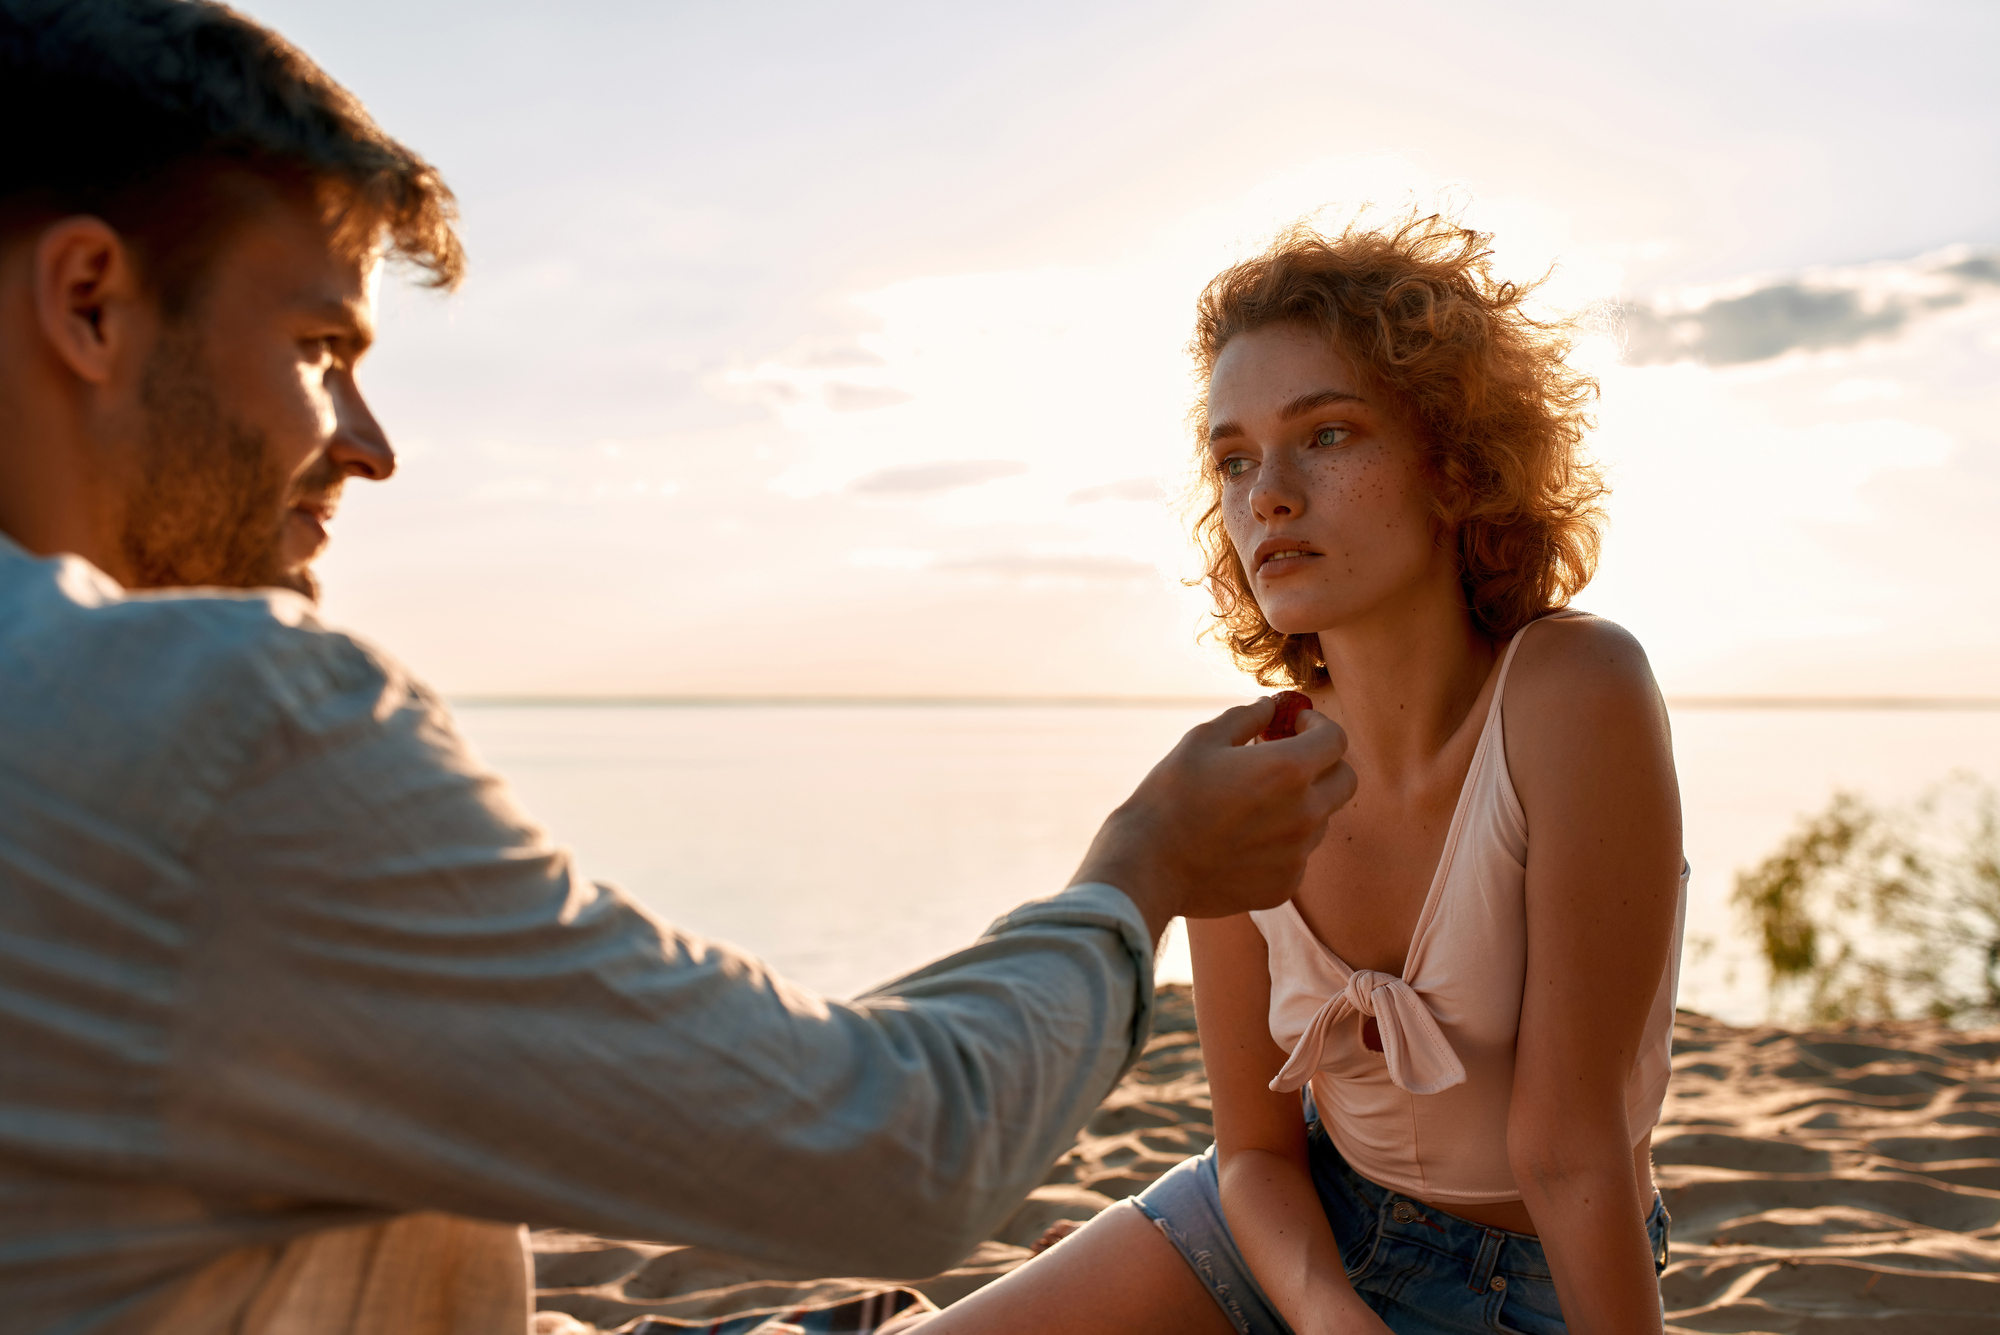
[32,217,149,386]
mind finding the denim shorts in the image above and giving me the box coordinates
[1129,1119,1669,1335]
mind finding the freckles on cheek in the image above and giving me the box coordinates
[1310,449,1373,504]
[1222,496,1257,563]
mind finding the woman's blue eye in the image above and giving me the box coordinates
[1315,426,1349,447]
[1222,458,1252,478]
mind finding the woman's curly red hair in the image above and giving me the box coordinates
[1189,214,1606,687]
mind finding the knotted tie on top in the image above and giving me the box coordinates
[1268,969,1468,1097]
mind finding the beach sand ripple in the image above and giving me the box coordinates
[532,992,2000,1334]
[1654,1013,2000,1334]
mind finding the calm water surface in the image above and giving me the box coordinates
[452,703,2000,1024]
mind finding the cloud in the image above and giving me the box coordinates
[775,338,887,370]
[1067,476,1165,505]
[847,459,1028,497]
[847,547,933,569]
[1622,287,1907,366]
[939,552,1155,580]
[469,476,554,504]
[823,383,915,412]
[1622,246,2000,367]
[1946,254,2000,285]
[1826,378,1902,404]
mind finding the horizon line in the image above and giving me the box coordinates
[448,693,2000,711]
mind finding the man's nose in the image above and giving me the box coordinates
[325,372,395,481]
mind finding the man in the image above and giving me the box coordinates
[0,3,1356,1333]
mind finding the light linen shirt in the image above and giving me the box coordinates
[0,535,1155,1335]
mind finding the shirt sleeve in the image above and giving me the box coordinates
[165,651,1155,1279]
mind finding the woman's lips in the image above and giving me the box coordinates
[1257,549,1319,579]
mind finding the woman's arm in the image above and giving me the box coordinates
[1504,617,1683,1335]
[1193,914,1392,1335]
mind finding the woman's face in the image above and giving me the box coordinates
[1206,323,1453,637]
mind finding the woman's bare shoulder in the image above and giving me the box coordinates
[1502,612,1671,784]
[1510,611,1658,701]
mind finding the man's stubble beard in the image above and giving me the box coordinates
[120,326,333,600]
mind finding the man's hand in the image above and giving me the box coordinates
[1071,697,1357,942]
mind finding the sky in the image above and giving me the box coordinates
[240,0,2000,699]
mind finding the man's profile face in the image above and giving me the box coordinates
[120,188,392,598]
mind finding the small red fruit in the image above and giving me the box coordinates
[1259,690,1313,742]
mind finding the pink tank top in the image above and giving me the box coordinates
[1249,611,1688,1204]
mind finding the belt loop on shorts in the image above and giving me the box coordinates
[1467,1226,1507,1294]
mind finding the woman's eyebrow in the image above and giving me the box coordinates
[1278,388,1365,419]
[1208,388,1365,442]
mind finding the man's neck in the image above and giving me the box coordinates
[0,425,130,581]
[0,318,132,582]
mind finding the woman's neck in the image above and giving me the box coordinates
[1312,596,1500,787]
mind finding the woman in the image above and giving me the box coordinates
[897,216,1686,1334]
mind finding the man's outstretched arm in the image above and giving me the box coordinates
[169,644,1352,1277]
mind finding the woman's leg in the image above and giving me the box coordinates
[883,1200,1239,1335]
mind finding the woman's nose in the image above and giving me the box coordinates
[1251,454,1303,521]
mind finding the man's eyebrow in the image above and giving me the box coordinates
[299,297,376,353]
[1208,388,1366,442]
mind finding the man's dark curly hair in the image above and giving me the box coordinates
[0,0,462,312]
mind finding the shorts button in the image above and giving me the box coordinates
[1490,1276,1508,1292]
[1392,1202,1418,1223]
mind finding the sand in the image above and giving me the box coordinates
[1652,1011,2000,1332]
[530,986,2000,1334]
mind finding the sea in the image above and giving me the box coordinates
[451,701,2000,1026]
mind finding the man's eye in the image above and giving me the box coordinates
[1221,457,1252,478]
[1314,426,1350,447]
